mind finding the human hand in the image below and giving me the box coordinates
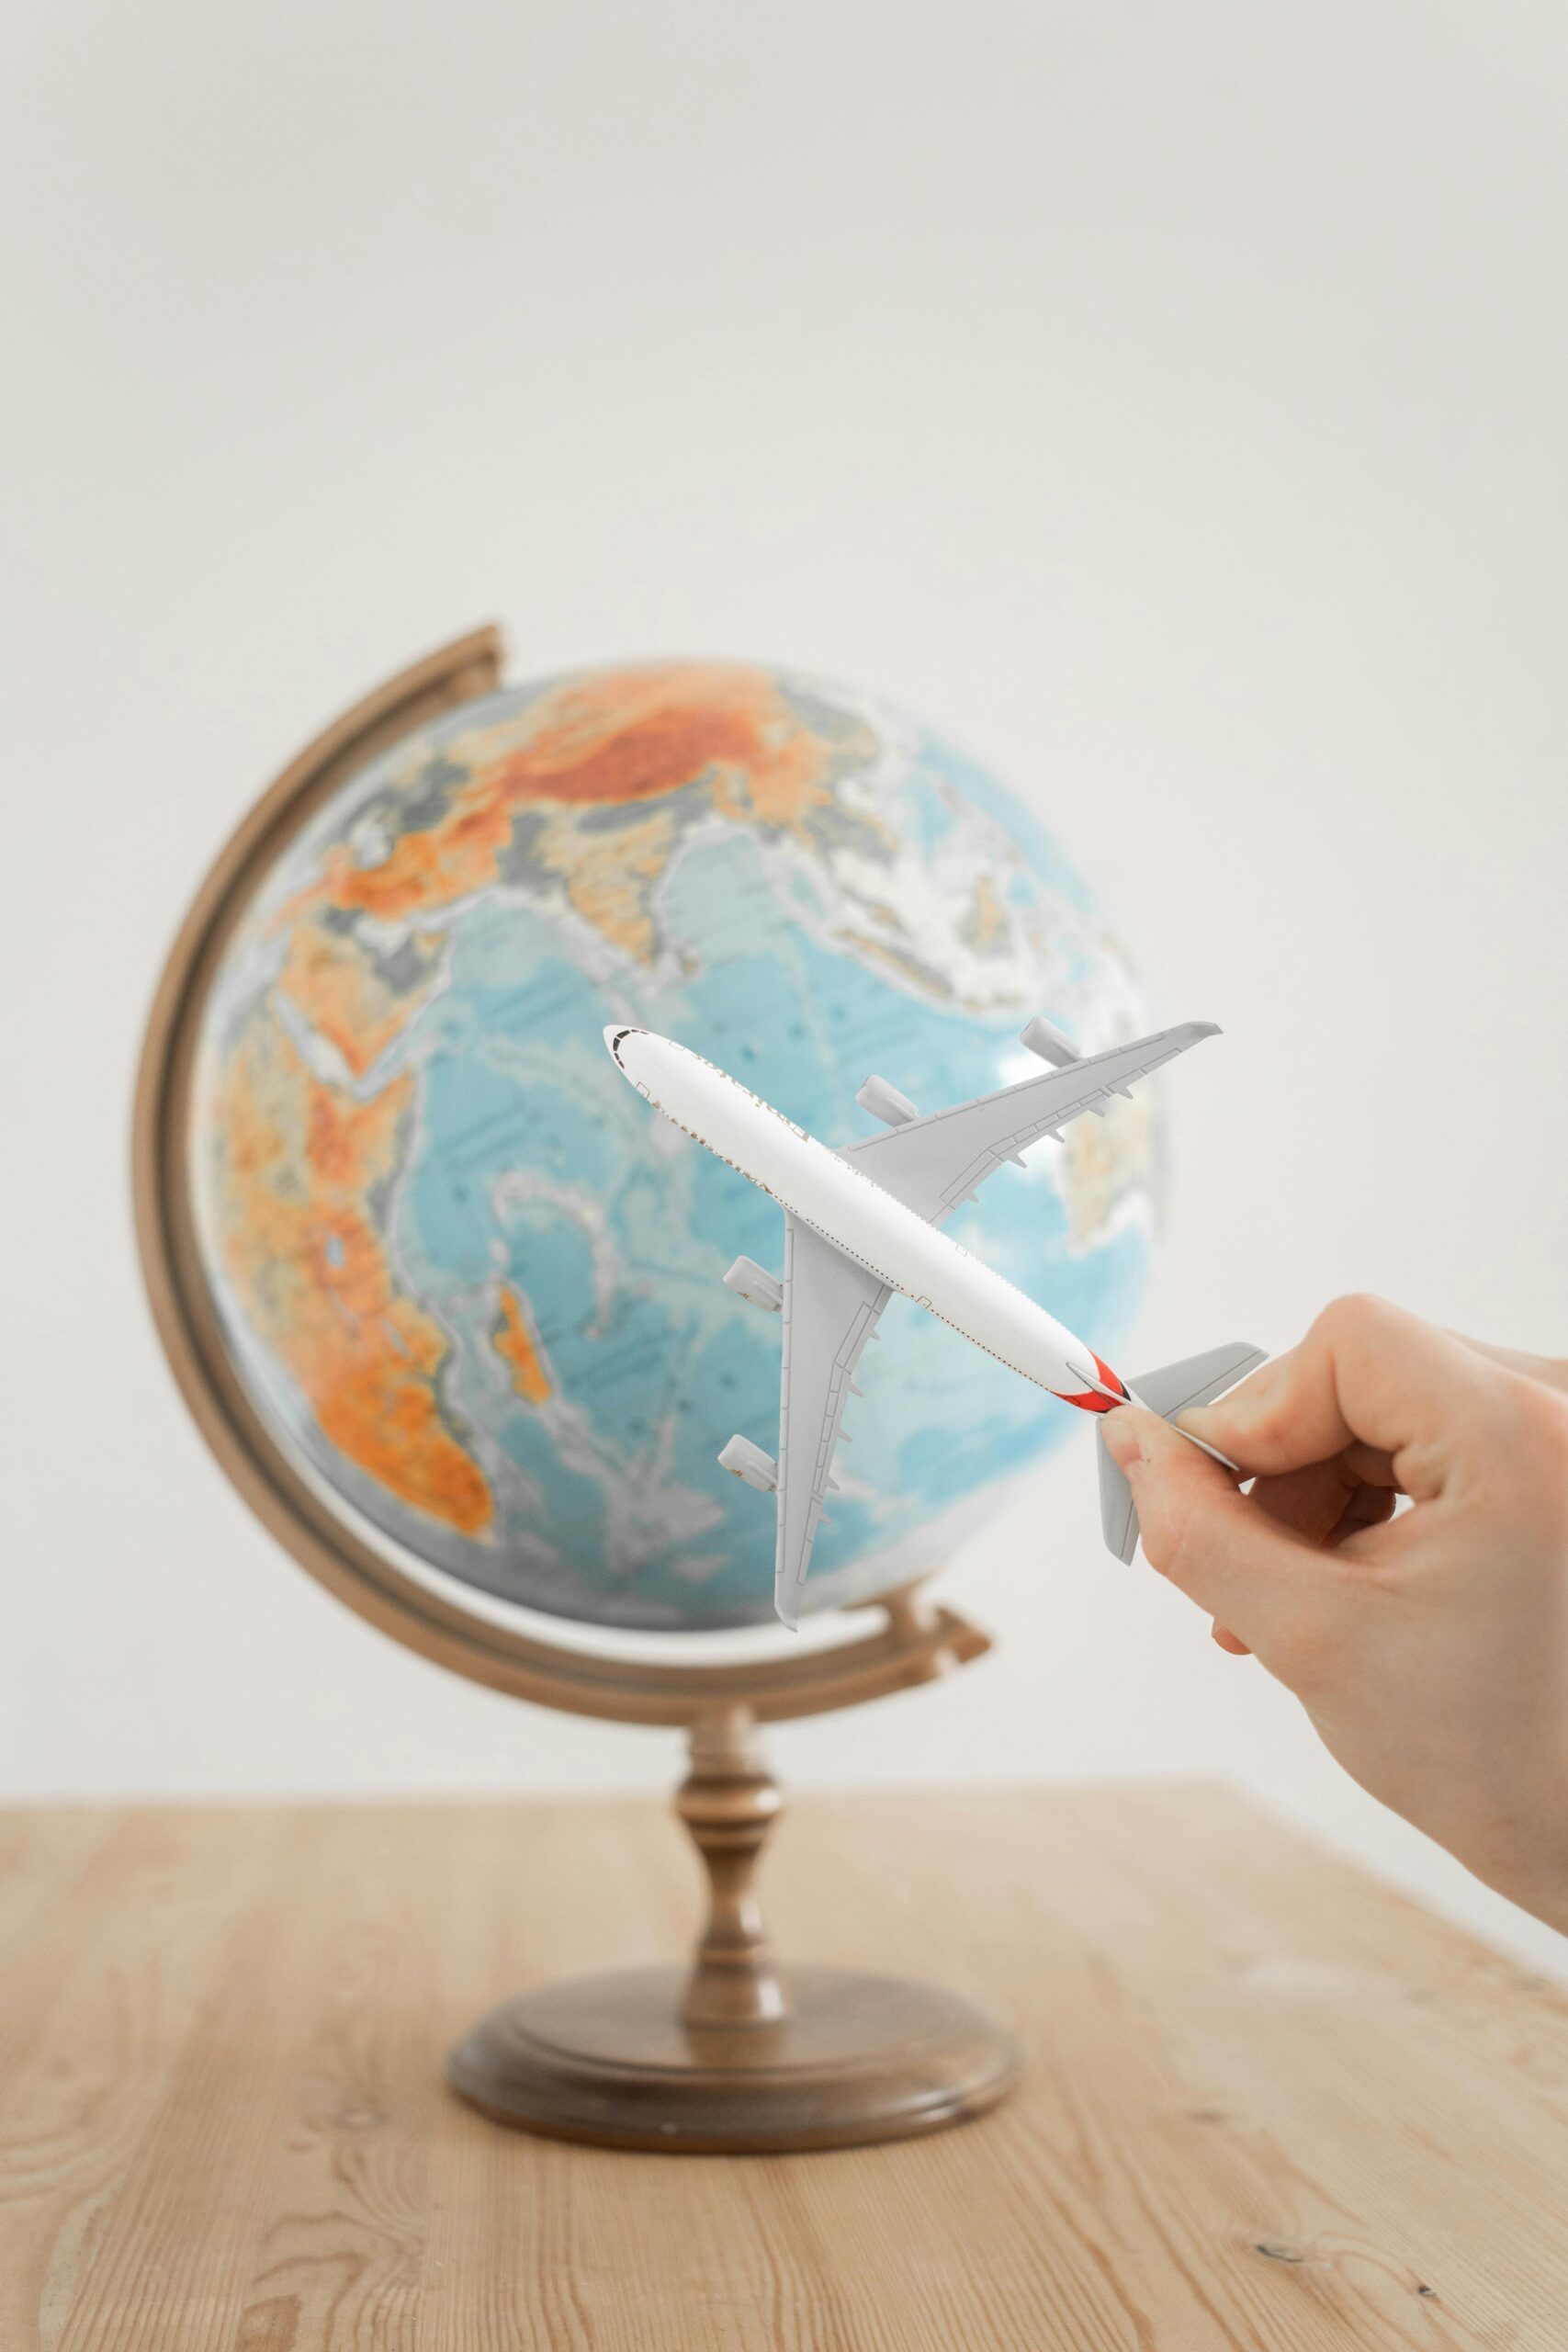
[1101,1297,1568,1929]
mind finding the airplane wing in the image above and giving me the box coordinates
[835,1022,1218,1226]
[773,1215,890,1628]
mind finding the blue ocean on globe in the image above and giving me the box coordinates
[189,660,1161,1630]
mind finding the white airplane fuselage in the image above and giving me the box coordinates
[606,1025,1133,1414]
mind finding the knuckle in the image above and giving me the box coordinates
[1236,1387,1299,1455]
[1510,1383,1568,1513]
[1314,1291,1397,1351]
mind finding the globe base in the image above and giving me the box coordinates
[446,1963,1017,2154]
[447,1691,1016,2153]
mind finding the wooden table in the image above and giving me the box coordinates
[4,1784,1566,2348]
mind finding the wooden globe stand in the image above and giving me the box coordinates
[448,1634,1016,2154]
[131,623,1019,2154]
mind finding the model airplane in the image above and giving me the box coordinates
[605,1018,1263,1627]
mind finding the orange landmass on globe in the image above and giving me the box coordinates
[280,665,845,968]
[275,915,446,1077]
[209,1017,493,1537]
[484,664,834,820]
[492,1284,553,1406]
[553,807,675,966]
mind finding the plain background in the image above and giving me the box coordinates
[4,1,1565,1971]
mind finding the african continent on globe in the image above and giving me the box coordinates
[190,662,1163,1630]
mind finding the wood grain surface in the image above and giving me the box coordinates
[2,1783,1564,2348]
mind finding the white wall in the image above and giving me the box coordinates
[4,1,1565,1972]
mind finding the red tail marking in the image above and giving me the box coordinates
[1051,1354,1130,1415]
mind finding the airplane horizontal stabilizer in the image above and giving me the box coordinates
[1097,1342,1267,1565]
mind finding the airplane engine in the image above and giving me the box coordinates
[723,1254,783,1313]
[717,1434,779,1492]
[1020,1013,1081,1067]
[854,1073,920,1127]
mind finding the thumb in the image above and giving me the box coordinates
[1102,1408,1346,1680]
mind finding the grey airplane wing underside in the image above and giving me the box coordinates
[774,1216,891,1628]
[835,1023,1218,1226]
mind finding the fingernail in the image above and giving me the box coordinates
[1176,1404,1216,1442]
[1101,1411,1142,1470]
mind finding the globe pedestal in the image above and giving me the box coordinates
[447,1703,1018,2153]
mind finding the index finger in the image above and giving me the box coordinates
[1179,1294,1507,1495]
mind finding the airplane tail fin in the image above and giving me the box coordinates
[1096,1342,1268,1563]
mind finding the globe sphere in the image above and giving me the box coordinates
[187,661,1160,1630]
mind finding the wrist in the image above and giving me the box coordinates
[1456,1758,1568,1938]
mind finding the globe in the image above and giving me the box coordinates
[186,659,1162,1633]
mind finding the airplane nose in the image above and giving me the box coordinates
[604,1023,640,1067]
